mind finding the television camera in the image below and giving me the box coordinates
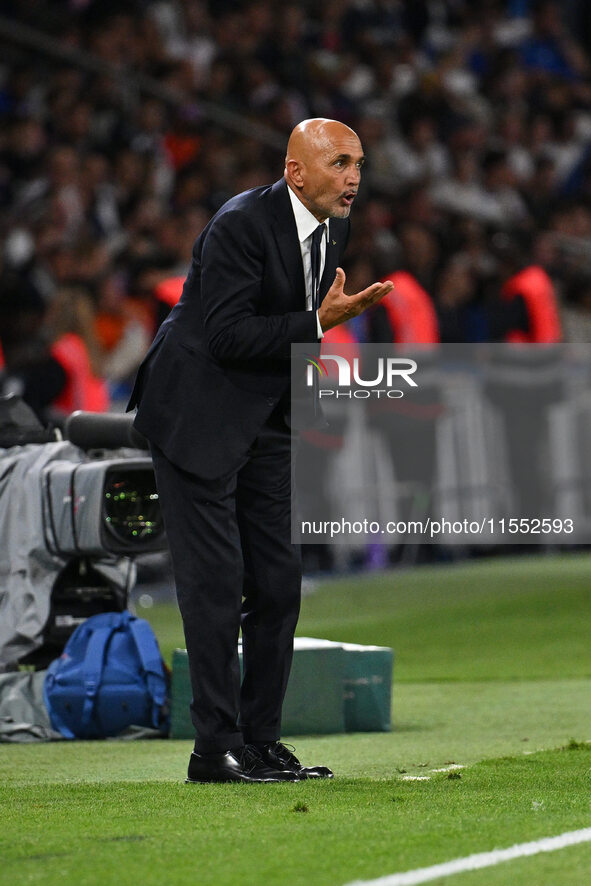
[0,396,167,670]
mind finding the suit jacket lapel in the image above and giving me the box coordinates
[270,179,306,301]
[269,180,349,305]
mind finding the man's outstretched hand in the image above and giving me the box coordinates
[317,268,394,332]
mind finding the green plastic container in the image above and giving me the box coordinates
[170,638,393,739]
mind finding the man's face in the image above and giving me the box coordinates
[298,131,364,222]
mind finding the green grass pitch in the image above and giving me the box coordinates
[1,552,590,885]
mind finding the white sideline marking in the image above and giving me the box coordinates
[346,828,591,886]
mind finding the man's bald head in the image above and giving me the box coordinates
[284,118,364,221]
[286,118,359,166]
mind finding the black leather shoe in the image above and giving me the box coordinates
[251,741,334,779]
[186,746,300,783]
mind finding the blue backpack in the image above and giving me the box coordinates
[44,611,169,739]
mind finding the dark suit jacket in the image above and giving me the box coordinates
[128,178,350,478]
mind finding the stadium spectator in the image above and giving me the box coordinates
[94,272,153,388]
[0,0,590,361]
[46,287,110,417]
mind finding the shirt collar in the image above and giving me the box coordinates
[287,184,329,243]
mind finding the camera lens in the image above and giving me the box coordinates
[103,468,163,547]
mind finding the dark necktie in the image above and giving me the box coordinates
[310,223,326,311]
[309,223,326,416]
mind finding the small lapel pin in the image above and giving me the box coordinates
[332,239,337,246]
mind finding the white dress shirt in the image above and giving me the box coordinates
[287,185,328,338]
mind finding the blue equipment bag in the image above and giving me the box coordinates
[43,611,169,739]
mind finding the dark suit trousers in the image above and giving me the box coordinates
[150,407,301,753]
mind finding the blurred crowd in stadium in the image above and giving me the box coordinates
[1,0,591,423]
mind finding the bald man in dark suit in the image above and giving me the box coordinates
[128,118,393,783]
